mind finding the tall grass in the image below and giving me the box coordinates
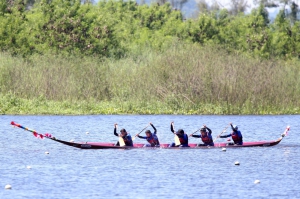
[1,42,300,114]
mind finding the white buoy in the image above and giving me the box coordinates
[86,132,89,134]
[222,147,226,151]
[45,151,49,154]
[27,165,31,169]
[5,184,12,189]
[234,161,240,165]
[254,180,260,184]
[70,140,74,143]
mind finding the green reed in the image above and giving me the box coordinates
[1,43,300,115]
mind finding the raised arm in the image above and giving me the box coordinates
[150,122,157,134]
[114,123,119,137]
[170,122,175,134]
[230,123,238,132]
[206,126,212,135]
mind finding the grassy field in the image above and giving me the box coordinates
[1,43,300,115]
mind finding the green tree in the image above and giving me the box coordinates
[229,0,249,15]
[0,0,31,55]
[290,1,299,23]
[254,0,299,23]
[155,0,188,10]
[197,0,220,15]
[270,9,300,58]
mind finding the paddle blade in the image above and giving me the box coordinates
[119,137,126,147]
[174,135,181,146]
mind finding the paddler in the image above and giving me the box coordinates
[190,125,214,146]
[114,123,133,146]
[135,122,160,147]
[169,122,189,147]
[218,123,243,145]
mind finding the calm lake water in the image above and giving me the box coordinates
[1,115,300,199]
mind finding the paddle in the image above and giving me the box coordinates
[119,137,126,147]
[189,128,201,137]
[171,122,181,146]
[174,135,181,146]
[132,124,151,141]
[11,121,52,139]
[213,125,229,142]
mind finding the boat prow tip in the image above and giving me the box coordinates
[280,126,290,138]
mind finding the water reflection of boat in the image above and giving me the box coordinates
[11,121,289,149]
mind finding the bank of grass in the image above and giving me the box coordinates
[1,93,299,115]
[1,43,300,115]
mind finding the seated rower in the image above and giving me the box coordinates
[136,122,160,147]
[190,125,214,146]
[218,123,243,145]
[114,123,133,147]
[169,122,189,147]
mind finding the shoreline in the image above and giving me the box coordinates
[1,98,299,115]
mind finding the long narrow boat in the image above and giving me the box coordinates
[11,121,290,149]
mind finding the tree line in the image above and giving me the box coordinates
[0,0,299,59]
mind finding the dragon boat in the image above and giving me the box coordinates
[10,121,290,149]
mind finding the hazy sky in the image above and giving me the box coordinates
[95,0,300,18]
[194,0,255,9]
[205,0,255,8]
[179,0,256,17]
[182,0,300,18]
[196,0,300,8]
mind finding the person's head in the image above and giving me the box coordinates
[145,130,152,137]
[120,128,127,135]
[200,127,206,134]
[233,125,238,130]
[177,129,184,135]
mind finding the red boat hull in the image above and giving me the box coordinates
[50,137,284,149]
